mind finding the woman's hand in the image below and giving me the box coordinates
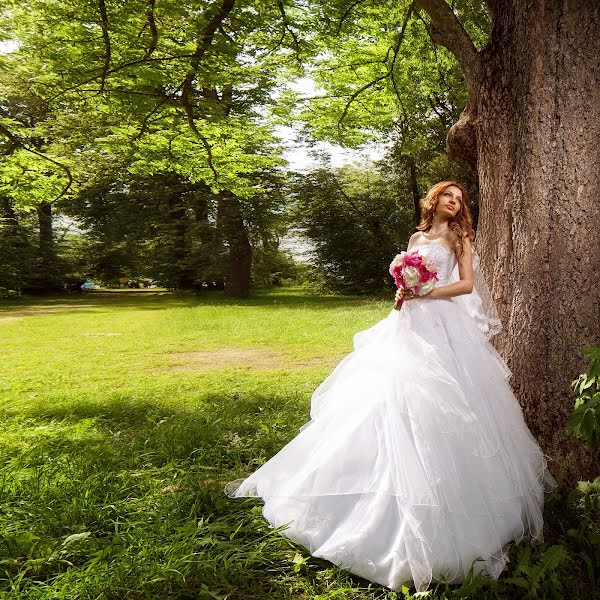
[394,288,417,304]
[395,287,436,305]
[402,290,419,301]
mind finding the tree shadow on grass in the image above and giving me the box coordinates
[1,387,375,599]
[15,388,310,473]
[1,389,576,599]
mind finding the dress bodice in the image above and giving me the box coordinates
[410,243,457,285]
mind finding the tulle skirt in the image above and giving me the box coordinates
[225,297,557,591]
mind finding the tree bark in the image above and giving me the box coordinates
[407,155,421,226]
[216,191,252,298]
[418,0,600,487]
[29,201,61,293]
[37,201,54,260]
[165,177,195,290]
[1,197,19,236]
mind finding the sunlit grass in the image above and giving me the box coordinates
[0,287,595,599]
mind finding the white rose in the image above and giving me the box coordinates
[419,279,435,296]
[390,254,403,269]
[402,266,420,288]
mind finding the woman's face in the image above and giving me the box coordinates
[435,185,463,219]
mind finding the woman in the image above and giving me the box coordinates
[226,181,557,592]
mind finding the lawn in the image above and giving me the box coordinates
[0,288,594,599]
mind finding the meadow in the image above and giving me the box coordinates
[0,288,595,599]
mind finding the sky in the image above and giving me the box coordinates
[278,125,386,171]
[0,40,18,52]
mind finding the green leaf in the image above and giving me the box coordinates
[61,532,92,547]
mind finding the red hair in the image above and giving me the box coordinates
[416,181,475,256]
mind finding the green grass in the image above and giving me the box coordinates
[0,287,597,599]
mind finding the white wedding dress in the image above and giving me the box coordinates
[226,242,557,592]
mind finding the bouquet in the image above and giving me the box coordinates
[389,250,439,310]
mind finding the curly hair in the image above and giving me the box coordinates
[416,180,475,256]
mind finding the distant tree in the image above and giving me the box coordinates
[289,163,414,294]
[0,0,303,297]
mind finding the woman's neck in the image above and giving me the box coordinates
[426,216,451,236]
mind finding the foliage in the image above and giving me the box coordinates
[289,162,415,294]
[60,168,296,289]
[289,0,489,149]
[0,0,303,297]
[0,201,88,293]
[0,0,490,297]
[250,245,304,287]
[0,0,300,207]
[567,347,600,450]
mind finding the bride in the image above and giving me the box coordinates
[225,180,557,592]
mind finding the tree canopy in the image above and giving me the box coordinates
[1,0,474,295]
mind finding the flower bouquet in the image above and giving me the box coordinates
[390,250,439,310]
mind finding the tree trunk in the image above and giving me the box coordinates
[37,201,54,260]
[477,0,600,487]
[418,0,600,487]
[407,155,421,226]
[216,191,252,298]
[34,201,61,292]
[166,181,195,290]
[1,197,19,236]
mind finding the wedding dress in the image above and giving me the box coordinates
[225,241,557,592]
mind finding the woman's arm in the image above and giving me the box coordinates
[406,231,420,252]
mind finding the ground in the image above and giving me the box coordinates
[0,288,590,599]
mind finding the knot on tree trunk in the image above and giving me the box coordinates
[447,105,478,169]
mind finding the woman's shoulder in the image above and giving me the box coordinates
[408,231,424,244]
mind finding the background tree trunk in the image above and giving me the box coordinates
[165,179,195,291]
[1,197,19,236]
[37,201,54,260]
[419,0,600,487]
[407,155,421,226]
[217,191,252,298]
[34,201,61,293]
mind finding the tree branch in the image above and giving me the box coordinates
[46,54,199,103]
[388,3,415,112]
[337,74,387,127]
[277,1,301,64]
[177,0,236,182]
[335,0,370,35]
[180,0,236,103]
[329,173,370,221]
[144,0,158,58]
[132,96,171,141]
[179,0,235,134]
[97,0,111,92]
[76,87,173,98]
[414,0,481,90]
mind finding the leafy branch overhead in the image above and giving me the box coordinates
[0,0,494,208]
[0,0,305,206]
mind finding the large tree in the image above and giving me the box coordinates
[410,0,600,485]
[0,0,299,297]
[300,0,599,485]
